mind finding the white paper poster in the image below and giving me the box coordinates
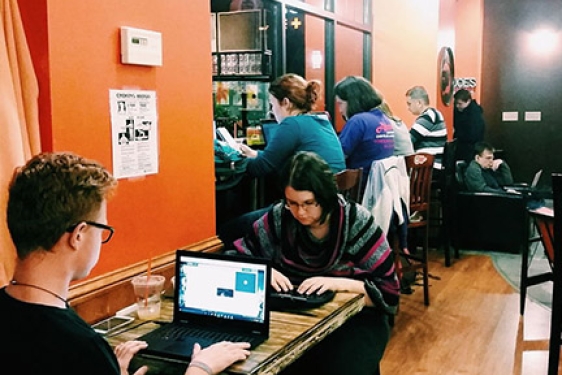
[109,89,159,179]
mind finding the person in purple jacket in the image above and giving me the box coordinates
[334,76,395,192]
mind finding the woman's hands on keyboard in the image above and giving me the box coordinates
[272,268,339,295]
[297,276,338,295]
[271,268,293,292]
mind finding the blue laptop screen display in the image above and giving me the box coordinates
[177,256,267,323]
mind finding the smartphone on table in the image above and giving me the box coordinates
[92,315,135,335]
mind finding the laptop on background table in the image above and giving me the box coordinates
[530,169,543,189]
[136,250,271,362]
[504,169,552,199]
[260,119,278,147]
[503,169,541,191]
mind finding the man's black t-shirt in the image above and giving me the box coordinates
[0,287,120,375]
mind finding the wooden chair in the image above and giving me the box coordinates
[548,173,562,375]
[520,207,554,315]
[335,168,363,203]
[399,153,434,306]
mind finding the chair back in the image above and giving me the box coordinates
[442,139,458,182]
[455,160,468,190]
[335,168,363,203]
[533,211,555,270]
[547,173,562,374]
[405,153,435,214]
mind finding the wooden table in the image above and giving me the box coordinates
[106,292,364,375]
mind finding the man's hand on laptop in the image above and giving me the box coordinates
[187,342,251,375]
[114,340,149,375]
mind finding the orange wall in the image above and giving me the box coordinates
[334,25,364,131]
[18,0,216,279]
[372,0,444,128]
[372,0,482,137]
[454,0,483,102]
[305,14,326,111]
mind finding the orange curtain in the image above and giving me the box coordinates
[0,0,41,286]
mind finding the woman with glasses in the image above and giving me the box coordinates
[232,151,399,375]
[0,152,250,375]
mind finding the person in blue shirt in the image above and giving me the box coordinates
[222,74,345,249]
[334,76,395,190]
[239,73,345,176]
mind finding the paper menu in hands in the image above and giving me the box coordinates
[216,127,241,152]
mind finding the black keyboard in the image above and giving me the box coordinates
[162,325,246,343]
[269,289,336,310]
[141,323,259,348]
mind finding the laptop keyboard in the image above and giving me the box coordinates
[158,324,257,346]
[269,289,336,310]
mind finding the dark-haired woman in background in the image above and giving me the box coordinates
[232,151,399,375]
[334,76,395,191]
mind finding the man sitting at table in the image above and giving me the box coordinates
[464,141,514,193]
[231,151,400,375]
[0,152,251,375]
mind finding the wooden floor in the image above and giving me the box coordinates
[381,249,560,375]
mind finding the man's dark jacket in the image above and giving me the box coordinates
[454,100,485,162]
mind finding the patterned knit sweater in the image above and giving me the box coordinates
[233,196,400,314]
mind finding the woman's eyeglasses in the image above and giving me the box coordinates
[284,200,319,212]
[66,221,115,244]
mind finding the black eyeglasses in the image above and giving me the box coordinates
[284,200,320,212]
[66,221,115,244]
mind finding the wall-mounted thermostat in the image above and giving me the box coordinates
[120,26,162,66]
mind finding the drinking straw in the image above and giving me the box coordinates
[144,257,152,307]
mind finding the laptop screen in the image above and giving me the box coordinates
[175,251,268,325]
[260,120,279,146]
[531,169,543,188]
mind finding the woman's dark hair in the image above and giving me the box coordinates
[281,151,339,223]
[334,76,382,118]
[268,73,321,113]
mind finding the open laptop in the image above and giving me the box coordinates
[530,169,543,189]
[503,169,551,198]
[136,250,271,362]
[504,169,542,191]
[260,119,278,147]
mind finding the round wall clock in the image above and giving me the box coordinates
[438,47,455,106]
